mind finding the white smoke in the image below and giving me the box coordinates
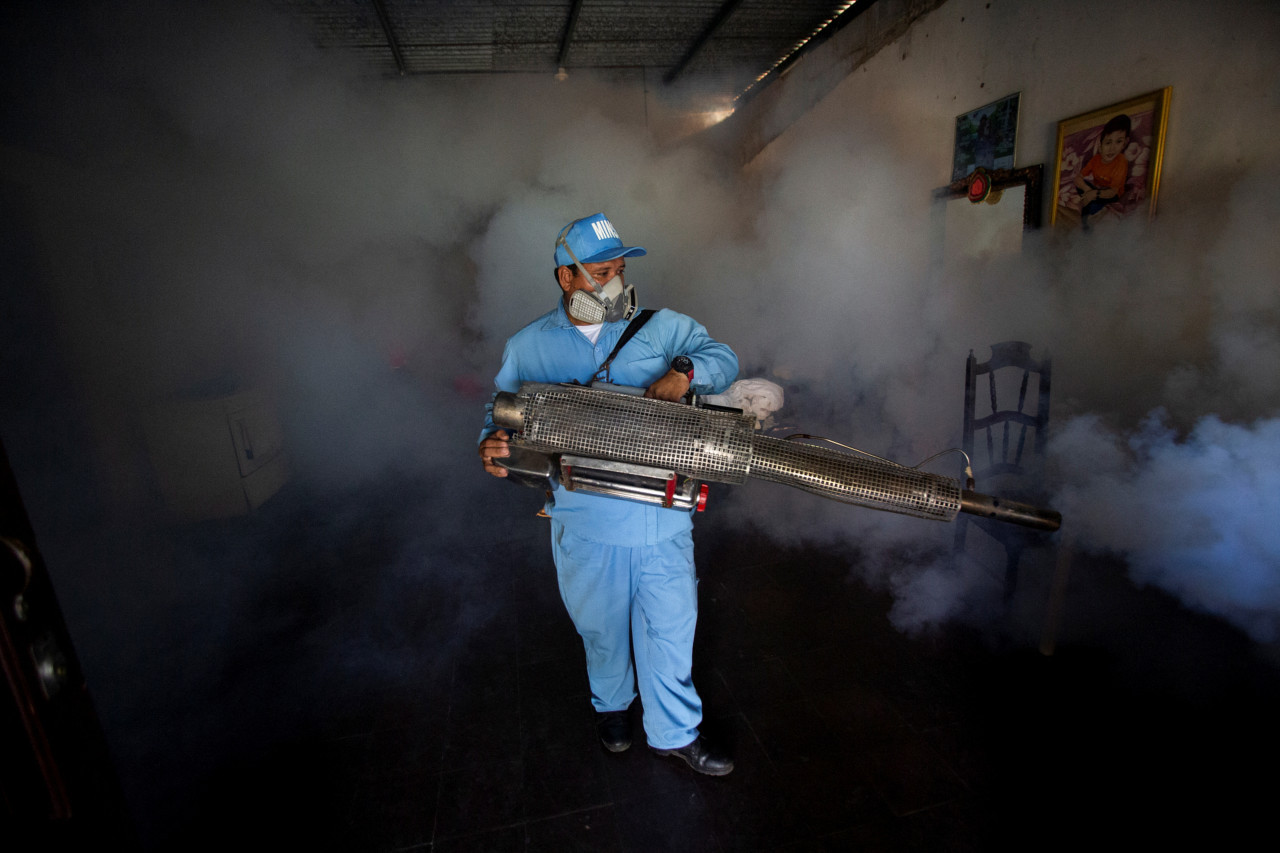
[9,0,1279,642]
[4,1,1280,796]
[1052,412,1280,642]
[711,148,1280,641]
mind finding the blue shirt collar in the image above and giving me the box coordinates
[543,298,575,330]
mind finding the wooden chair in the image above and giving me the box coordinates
[951,341,1052,600]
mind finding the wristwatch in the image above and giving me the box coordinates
[671,355,694,382]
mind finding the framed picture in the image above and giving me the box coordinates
[1050,87,1171,230]
[951,92,1020,182]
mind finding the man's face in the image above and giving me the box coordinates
[560,258,626,296]
[1100,129,1128,162]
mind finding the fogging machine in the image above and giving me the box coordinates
[492,382,1060,531]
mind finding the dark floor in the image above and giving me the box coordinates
[47,474,1280,851]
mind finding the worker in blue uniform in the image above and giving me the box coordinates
[478,213,738,775]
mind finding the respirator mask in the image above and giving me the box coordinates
[556,223,637,324]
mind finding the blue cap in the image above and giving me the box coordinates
[553,213,647,267]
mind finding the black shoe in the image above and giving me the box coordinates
[596,710,631,753]
[653,736,734,776]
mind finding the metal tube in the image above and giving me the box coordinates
[959,490,1061,532]
[491,391,526,432]
[499,383,755,484]
[750,435,962,522]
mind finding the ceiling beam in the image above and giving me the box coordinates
[370,0,406,75]
[663,0,744,86]
[557,0,585,69]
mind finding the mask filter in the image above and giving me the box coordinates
[567,274,636,324]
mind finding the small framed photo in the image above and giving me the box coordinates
[1050,87,1171,231]
[951,92,1020,182]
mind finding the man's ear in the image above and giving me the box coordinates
[556,265,575,292]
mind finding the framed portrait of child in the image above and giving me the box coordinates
[1050,87,1171,231]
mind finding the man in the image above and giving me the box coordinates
[478,212,738,775]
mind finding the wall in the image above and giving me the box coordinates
[747,0,1280,215]
[717,0,1280,423]
[720,0,949,164]
[700,0,1280,638]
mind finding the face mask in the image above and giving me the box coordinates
[566,271,636,324]
[556,226,637,324]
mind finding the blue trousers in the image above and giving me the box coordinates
[550,520,703,750]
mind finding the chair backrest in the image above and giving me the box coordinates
[961,341,1051,484]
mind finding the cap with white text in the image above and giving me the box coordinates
[554,213,647,267]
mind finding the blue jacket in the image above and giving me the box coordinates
[482,300,739,546]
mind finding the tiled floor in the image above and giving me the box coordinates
[70,474,1280,851]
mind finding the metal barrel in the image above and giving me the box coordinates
[749,434,963,522]
[493,383,756,484]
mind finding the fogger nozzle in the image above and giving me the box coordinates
[492,383,1060,531]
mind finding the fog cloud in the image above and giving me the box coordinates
[4,0,1280,722]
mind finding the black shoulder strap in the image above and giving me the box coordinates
[593,309,656,384]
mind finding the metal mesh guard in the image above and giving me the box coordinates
[751,435,962,521]
[514,383,755,484]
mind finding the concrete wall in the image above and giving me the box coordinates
[694,0,1280,431]
[739,0,1280,225]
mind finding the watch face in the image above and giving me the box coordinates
[672,356,693,375]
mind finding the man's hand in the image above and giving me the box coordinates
[479,429,511,477]
[644,369,691,402]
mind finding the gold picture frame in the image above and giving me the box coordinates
[1050,87,1171,230]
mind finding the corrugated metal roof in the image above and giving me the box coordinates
[270,0,867,102]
